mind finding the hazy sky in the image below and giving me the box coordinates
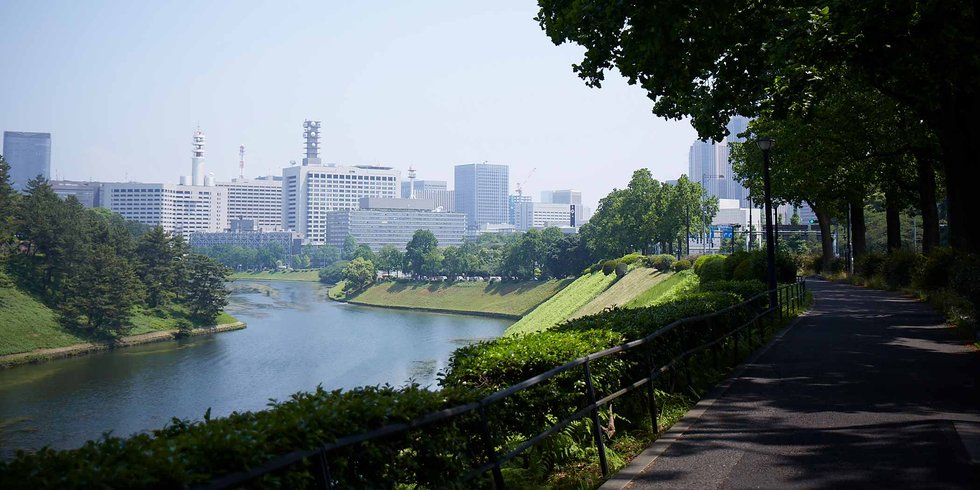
[0,0,698,211]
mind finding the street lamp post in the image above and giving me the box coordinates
[757,137,778,309]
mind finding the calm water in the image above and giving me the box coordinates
[0,281,509,456]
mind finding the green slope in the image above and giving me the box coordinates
[0,287,85,356]
[346,279,573,317]
[229,270,321,282]
[624,270,697,308]
[570,268,669,319]
[503,271,619,337]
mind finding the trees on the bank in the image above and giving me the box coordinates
[536,0,979,253]
[2,172,232,334]
[405,229,439,278]
[184,254,230,323]
[581,170,716,259]
[60,245,144,335]
[343,257,376,291]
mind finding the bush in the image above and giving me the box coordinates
[0,384,481,489]
[855,252,886,278]
[914,248,955,291]
[671,259,691,272]
[732,259,755,281]
[318,260,349,284]
[644,254,676,272]
[173,320,194,339]
[697,258,726,283]
[614,262,629,278]
[698,280,767,300]
[880,250,924,289]
[600,260,619,275]
[619,253,644,265]
[693,254,726,275]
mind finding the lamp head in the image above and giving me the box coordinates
[756,137,774,151]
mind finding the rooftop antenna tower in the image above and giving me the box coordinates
[302,120,322,166]
[408,166,417,199]
[239,144,246,179]
[191,126,206,186]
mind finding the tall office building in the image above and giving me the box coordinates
[508,195,531,225]
[454,163,509,230]
[3,131,51,191]
[100,183,228,238]
[50,180,102,208]
[514,202,575,231]
[687,116,751,206]
[400,179,447,198]
[326,197,466,251]
[281,120,399,244]
[216,176,283,231]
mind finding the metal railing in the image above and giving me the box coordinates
[201,279,807,489]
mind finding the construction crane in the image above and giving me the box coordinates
[514,167,537,197]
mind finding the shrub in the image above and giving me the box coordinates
[601,260,619,275]
[950,253,980,312]
[693,254,725,275]
[173,320,194,339]
[914,247,955,291]
[724,251,750,280]
[614,262,629,277]
[802,254,823,274]
[644,254,675,272]
[619,253,644,265]
[698,280,767,300]
[855,252,886,278]
[880,250,924,289]
[671,259,691,272]
[318,260,349,284]
[732,259,755,281]
[697,258,726,283]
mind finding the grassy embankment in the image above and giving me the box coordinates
[503,271,619,336]
[570,268,669,319]
[339,279,574,318]
[0,286,239,359]
[229,270,321,282]
[505,268,697,337]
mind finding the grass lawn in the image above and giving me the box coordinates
[624,270,697,308]
[229,270,321,282]
[0,287,86,356]
[571,268,669,319]
[504,271,619,337]
[0,286,240,356]
[346,279,573,317]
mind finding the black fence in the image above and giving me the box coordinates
[201,280,807,489]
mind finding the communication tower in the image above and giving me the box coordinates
[408,166,417,199]
[302,120,321,166]
[239,144,246,179]
[191,126,206,186]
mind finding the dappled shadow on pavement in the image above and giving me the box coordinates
[628,279,979,489]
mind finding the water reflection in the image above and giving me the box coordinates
[0,280,509,455]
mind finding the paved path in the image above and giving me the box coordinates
[617,279,979,489]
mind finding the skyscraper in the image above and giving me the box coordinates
[3,131,51,191]
[454,163,509,230]
[687,116,751,206]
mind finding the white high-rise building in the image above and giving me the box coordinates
[281,120,399,244]
[514,202,575,231]
[216,176,283,231]
[101,183,227,238]
[102,127,228,238]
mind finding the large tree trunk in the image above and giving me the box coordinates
[885,187,902,251]
[811,202,835,273]
[914,153,941,254]
[849,196,867,261]
[935,96,980,254]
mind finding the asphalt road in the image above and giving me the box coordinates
[624,278,979,489]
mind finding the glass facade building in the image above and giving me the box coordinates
[454,163,509,230]
[3,131,51,191]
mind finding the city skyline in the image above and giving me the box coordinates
[0,0,701,212]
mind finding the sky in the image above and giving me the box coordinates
[0,0,699,211]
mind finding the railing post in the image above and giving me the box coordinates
[583,359,609,477]
[312,448,332,490]
[732,329,739,366]
[645,350,659,432]
[478,405,506,489]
